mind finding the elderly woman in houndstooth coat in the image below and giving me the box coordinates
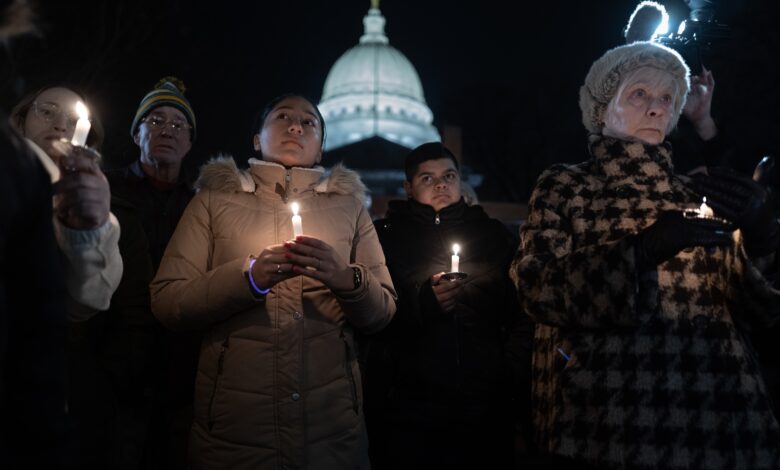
[511,41,780,469]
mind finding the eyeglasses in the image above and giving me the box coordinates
[142,115,192,135]
[31,102,82,130]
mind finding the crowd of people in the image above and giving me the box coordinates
[2,1,780,469]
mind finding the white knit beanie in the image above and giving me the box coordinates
[579,41,690,135]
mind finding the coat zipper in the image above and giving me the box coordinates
[207,336,230,430]
[433,212,461,385]
[282,169,292,203]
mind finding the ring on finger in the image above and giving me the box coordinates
[276,264,282,274]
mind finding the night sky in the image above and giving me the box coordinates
[4,0,779,202]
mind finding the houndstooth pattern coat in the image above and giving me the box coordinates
[511,136,780,469]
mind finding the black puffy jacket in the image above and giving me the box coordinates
[370,198,528,413]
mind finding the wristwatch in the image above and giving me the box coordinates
[352,266,363,290]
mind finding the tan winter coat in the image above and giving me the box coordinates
[151,158,397,470]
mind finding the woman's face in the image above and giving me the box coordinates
[21,87,84,162]
[603,67,678,145]
[254,96,323,168]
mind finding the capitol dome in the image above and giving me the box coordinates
[318,4,441,151]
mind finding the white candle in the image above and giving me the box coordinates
[70,101,91,147]
[291,202,303,238]
[451,243,460,273]
[698,197,714,218]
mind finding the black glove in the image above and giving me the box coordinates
[690,166,780,257]
[635,211,734,267]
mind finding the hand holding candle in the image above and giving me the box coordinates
[431,272,464,312]
[70,101,91,147]
[291,202,303,238]
[683,196,716,220]
[53,150,110,230]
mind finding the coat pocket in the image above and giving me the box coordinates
[207,336,230,431]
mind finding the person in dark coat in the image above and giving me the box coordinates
[63,196,154,470]
[512,41,780,469]
[0,2,68,467]
[104,77,198,469]
[0,109,70,470]
[105,77,196,273]
[367,142,532,470]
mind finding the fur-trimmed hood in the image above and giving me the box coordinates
[195,155,367,202]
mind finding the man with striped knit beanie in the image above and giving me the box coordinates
[129,76,196,186]
[104,77,200,468]
[107,76,196,268]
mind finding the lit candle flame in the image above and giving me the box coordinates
[699,197,714,218]
[75,101,89,120]
[290,202,303,238]
[70,101,92,146]
[450,243,461,273]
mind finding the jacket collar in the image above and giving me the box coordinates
[386,198,479,226]
[589,134,675,180]
[586,134,698,206]
[195,157,367,202]
[248,159,325,203]
[129,159,190,192]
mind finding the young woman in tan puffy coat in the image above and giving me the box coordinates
[151,94,397,470]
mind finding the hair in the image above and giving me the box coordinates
[404,142,459,182]
[10,85,105,151]
[253,93,326,150]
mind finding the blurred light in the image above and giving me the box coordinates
[653,15,669,37]
[677,20,687,35]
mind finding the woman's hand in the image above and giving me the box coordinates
[250,244,298,290]
[690,167,779,257]
[54,147,110,230]
[284,236,354,292]
[431,272,465,312]
[634,211,733,267]
[682,67,717,140]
